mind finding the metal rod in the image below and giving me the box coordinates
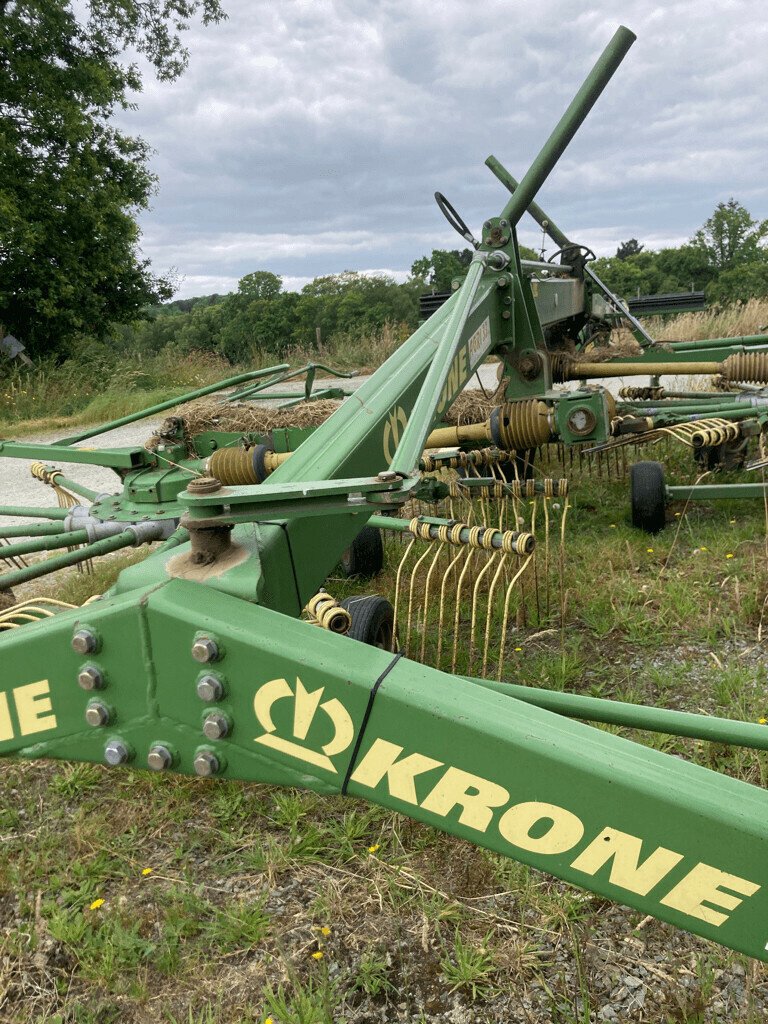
[0,506,69,520]
[368,514,532,552]
[499,26,636,228]
[48,474,100,502]
[0,530,140,589]
[520,259,574,275]
[53,365,290,447]
[0,521,78,539]
[485,155,571,248]
[667,483,768,501]
[668,335,768,353]
[0,530,89,560]
[468,676,768,752]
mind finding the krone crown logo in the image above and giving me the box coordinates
[253,677,354,772]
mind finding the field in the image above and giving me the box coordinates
[2,432,768,1022]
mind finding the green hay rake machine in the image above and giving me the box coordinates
[2,25,768,965]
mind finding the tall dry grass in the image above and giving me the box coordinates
[645,298,768,342]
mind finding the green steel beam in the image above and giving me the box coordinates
[0,441,151,470]
[667,483,768,501]
[0,579,766,961]
[499,27,635,229]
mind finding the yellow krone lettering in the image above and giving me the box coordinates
[350,737,761,929]
[0,680,57,741]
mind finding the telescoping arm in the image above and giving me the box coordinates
[0,579,766,961]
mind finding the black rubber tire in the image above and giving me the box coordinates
[340,526,384,579]
[341,596,395,650]
[630,461,667,533]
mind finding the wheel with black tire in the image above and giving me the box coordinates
[630,461,667,533]
[340,596,395,650]
[339,526,384,579]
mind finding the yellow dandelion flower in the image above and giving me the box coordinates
[320,926,331,937]
[367,843,380,853]
[609,524,617,528]
[89,898,104,911]
[265,1018,274,1024]
[514,646,522,652]
[312,950,324,960]
[759,718,767,726]
[726,553,734,559]
[700,546,708,551]
[141,867,153,876]
[646,548,654,554]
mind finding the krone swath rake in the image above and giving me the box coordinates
[1,26,768,964]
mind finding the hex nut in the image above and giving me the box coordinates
[194,751,220,777]
[78,665,104,691]
[196,674,224,702]
[147,745,173,771]
[104,739,130,766]
[191,636,219,663]
[72,629,98,655]
[85,702,110,727]
[202,713,230,740]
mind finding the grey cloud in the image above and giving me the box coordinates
[116,0,768,298]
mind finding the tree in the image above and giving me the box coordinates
[616,238,644,260]
[0,0,224,357]
[692,199,768,271]
[411,249,474,292]
[237,271,283,301]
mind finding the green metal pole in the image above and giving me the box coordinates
[667,483,768,501]
[0,530,142,590]
[53,365,290,447]
[0,521,77,540]
[48,475,100,502]
[467,676,768,752]
[0,530,89,561]
[389,257,488,474]
[499,26,636,228]
[0,506,69,520]
[368,514,534,552]
[485,155,572,248]
[668,336,768,352]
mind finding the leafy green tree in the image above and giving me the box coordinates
[411,249,474,292]
[237,271,283,301]
[0,0,224,356]
[692,199,768,271]
[616,238,644,260]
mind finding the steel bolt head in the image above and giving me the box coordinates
[85,702,110,727]
[104,739,130,766]
[193,751,220,777]
[78,665,104,691]
[147,745,173,771]
[377,470,398,482]
[196,674,223,702]
[202,713,230,740]
[191,636,219,663]
[72,629,97,655]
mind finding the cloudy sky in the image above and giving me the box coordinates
[118,0,768,299]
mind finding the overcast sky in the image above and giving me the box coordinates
[118,0,768,299]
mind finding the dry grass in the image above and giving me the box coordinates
[648,298,768,343]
